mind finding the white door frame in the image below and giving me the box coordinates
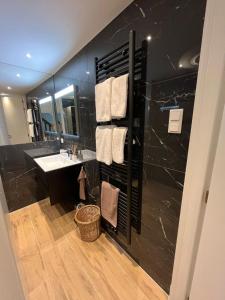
[190,74,225,300]
[0,177,25,300]
[169,0,225,299]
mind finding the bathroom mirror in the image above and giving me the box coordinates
[55,85,79,136]
[0,61,53,145]
[39,95,57,135]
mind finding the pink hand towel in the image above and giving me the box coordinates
[101,181,120,228]
[77,167,87,201]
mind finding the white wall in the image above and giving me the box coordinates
[0,177,25,300]
[170,0,225,298]
[1,95,30,144]
[0,97,9,145]
[190,93,225,300]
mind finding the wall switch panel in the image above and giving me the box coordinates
[168,108,183,134]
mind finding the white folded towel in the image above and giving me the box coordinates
[28,124,34,138]
[95,77,114,122]
[111,74,128,119]
[27,109,33,123]
[96,125,116,165]
[112,127,128,164]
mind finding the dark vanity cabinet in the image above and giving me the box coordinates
[24,149,82,209]
[46,165,81,209]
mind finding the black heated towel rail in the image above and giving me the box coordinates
[95,30,147,244]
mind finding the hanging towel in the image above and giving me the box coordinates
[27,109,33,123]
[112,127,128,164]
[28,124,34,138]
[77,166,87,201]
[101,181,120,228]
[95,77,114,122]
[96,125,116,165]
[111,74,128,119]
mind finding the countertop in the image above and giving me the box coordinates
[24,148,59,159]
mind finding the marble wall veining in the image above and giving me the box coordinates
[0,141,60,211]
[139,72,197,289]
[15,0,206,293]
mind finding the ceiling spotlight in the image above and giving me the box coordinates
[7,86,12,90]
[146,35,152,42]
[16,73,21,78]
[179,63,183,68]
[86,71,90,75]
[46,92,49,95]
[26,53,32,59]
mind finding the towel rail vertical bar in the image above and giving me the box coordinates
[127,30,135,244]
[136,40,147,233]
[95,57,99,84]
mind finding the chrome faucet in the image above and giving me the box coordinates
[77,149,83,160]
[66,148,73,159]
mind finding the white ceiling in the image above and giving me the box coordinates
[0,0,132,95]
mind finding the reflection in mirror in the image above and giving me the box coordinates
[39,95,57,136]
[0,61,52,145]
[55,85,79,136]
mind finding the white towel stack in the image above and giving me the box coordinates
[96,126,128,165]
[95,77,114,122]
[27,109,33,123]
[95,74,128,121]
[28,124,34,137]
[96,125,115,165]
[112,127,128,164]
[111,74,128,119]
[95,74,129,165]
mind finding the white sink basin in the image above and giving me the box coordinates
[34,153,81,172]
[34,150,96,173]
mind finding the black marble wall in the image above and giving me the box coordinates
[0,141,60,211]
[138,72,197,290]
[24,0,206,293]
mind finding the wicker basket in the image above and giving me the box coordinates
[75,205,101,242]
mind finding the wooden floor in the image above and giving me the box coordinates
[9,199,168,300]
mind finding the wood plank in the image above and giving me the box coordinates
[97,235,167,300]
[18,253,46,295]
[67,230,121,300]
[57,237,102,300]
[9,199,168,300]
[68,231,150,300]
[32,214,54,249]
[40,245,76,300]
[28,281,50,300]
[11,213,38,258]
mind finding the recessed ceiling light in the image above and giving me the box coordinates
[146,35,152,41]
[7,86,12,90]
[179,63,183,68]
[46,92,49,95]
[0,93,8,96]
[26,53,32,59]
[16,73,21,78]
[86,71,90,75]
